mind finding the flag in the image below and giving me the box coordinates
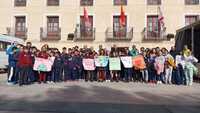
[83,7,91,27]
[120,5,126,27]
[158,6,165,29]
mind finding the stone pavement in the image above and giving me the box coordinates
[0,73,200,113]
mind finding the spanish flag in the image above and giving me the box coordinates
[120,5,126,27]
[83,7,91,27]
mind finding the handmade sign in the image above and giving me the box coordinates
[155,56,165,65]
[109,57,121,70]
[33,57,55,72]
[95,56,109,67]
[82,59,95,71]
[132,55,146,69]
[154,56,165,75]
[154,63,164,75]
[120,56,133,68]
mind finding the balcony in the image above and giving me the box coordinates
[142,27,168,41]
[105,27,133,41]
[74,27,95,41]
[40,27,61,41]
[6,27,27,40]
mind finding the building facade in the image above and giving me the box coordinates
[0,0,200,50]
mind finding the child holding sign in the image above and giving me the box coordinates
[154,51,165,84]
[96,49,108,82]
[37,46,49,84]
[109,50,121,82]
[121,49,133,82]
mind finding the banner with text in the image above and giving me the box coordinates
[83,59,95,71]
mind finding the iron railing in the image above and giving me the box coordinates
[74,27,95,41]
[40,27,61,41]
[105,27,133,41]
[142,27,167,41]
[6,27,28,40]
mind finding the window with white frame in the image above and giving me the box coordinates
[47,0,59,6]
[80,0,93,6]
[14,0,26,7]
[80,16,93,37]
[113,15,127,37]
[114,0,127,5]
[147,0,161,5]
[185,0,199,5]
[185,15,199,25]
[147,15,160,37]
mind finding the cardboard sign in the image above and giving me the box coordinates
[33,57,55,72]
[154,56,165,75]
[120,56,133,68]
[95,56,109,67]
[154,63,164,75]
[109,57,121,70]
[132,55,146,69]
[82,59,95,71]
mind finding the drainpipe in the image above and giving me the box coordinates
[191,27,194,55]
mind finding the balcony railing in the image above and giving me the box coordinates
[105,27,133,41]
[142,27,167,41]
[74,27,95,41]
[6,27,27,40]
[40,27,61,41]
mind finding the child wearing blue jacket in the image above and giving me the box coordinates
[7,47,18,84]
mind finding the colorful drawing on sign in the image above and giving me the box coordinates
[132,55,146,70]
[120,56,133,68]
[33,57,55,72]
[95,56,109,67]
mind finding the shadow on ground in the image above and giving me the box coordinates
[0,85,199,113]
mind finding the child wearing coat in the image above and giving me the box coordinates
[18,47,33,86]
[7,46,18,84]
[184,52,198,86]
[51,52,62,82]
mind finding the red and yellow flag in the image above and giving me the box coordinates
[120,5,126,27]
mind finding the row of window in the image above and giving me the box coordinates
[13,15,199,38]
[14,0,200,7]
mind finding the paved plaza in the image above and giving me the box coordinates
[0,73,200,113]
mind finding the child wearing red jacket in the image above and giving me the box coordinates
[37,46,49,83]
[18,47,32,86]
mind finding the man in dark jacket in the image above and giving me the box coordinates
[52,52,63,82]
[61,48,71,81]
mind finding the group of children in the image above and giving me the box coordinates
[6,42,198,86]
